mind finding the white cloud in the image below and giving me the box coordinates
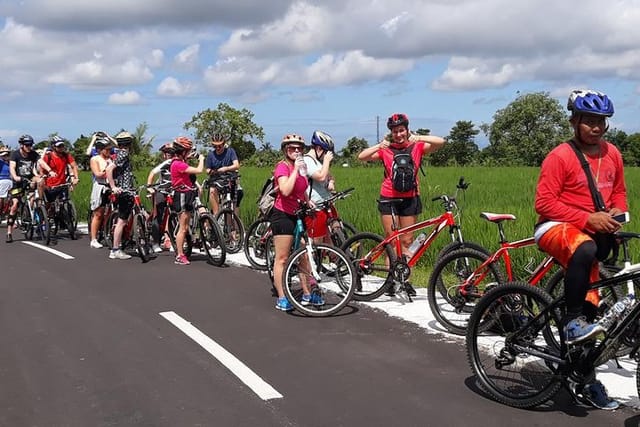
[107,91,142,104]
[147,49,165,68]
[157,77,195,96]
[174,44,200,71]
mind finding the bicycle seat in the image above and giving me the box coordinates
[480,212,516,223]
[377,198,405,205]
[616,231,640,240]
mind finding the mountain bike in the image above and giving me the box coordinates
[266,201,356,316]
[146,183,174,249]
[428,212,620,335]
[167,196,226,267]
[205,172,245,254]
[44,178,78,242]
[341,177,488,302]
[103,186,153,263]
[465,260,640,409]
[14,177,50,244]
[244,187,357,271]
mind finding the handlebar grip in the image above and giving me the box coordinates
[431,196,441,202]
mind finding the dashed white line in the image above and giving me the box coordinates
[21,241,75,259]
[160,311,283,401]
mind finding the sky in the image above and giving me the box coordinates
[1,0,640,152]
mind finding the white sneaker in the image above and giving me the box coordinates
[152,243,162,253]
[90,239,103,249]
[109,249,131,260]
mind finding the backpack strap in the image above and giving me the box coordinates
[566,140,606,212]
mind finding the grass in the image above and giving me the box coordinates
[72,165,640,286]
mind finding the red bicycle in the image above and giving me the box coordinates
[341,177,488,302]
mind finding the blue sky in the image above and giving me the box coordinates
[1,0,640,152]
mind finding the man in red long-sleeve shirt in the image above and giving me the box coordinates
[534,89,626,410]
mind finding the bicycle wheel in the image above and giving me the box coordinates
[428,248,505,335]
[199,213,226,266]
[33,205,51,245]
[466,281,563,408]
[103,210,119,249]
[133,213,152,263]
[168,212,193,257]
[20,202,33,240]
[62,201,78,240]
[328,219,356,248]
[438,240,490,260]
[244,219,271,270]
[341,232,395,301]
[283,244,356,316]
[215,209,244,254]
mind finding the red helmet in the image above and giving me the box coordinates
[173,136,193,152]
[386,113,409,130]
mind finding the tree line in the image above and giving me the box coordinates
[12,93,640,169]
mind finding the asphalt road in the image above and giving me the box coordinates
[0,234,637,427]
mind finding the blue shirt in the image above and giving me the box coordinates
[0,158,10,180]
[205,147,238,171]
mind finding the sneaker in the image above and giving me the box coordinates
[275,297,293,311]
[109,249,132,260]
[579,380,620,410]
[301,293,325,306]
[6,233,12,243]
[152,243,162,253]
[564,316,605,345]
[90,239,103,249]
[174,254,190,265]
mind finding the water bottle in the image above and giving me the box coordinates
[297,153,308,176]
[407,233,427,256]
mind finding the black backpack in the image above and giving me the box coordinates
[390,146,417,192]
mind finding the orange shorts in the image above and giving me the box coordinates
[537,223,600,306]
[303,205,338,238]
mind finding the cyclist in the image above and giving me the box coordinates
[0,145,11,218]
[106,131,136,260]
[38,136,79,217]
[205,134,241,215]
[146,142,176,253]
[88,136,114,248]
[6,134,42,243]
[170,136,205,265]
[270,134,319,311]
[302,130,336,244]
[534,89,626,410]
[357,113,445,295]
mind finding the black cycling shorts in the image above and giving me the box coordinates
[377,195,423,216]
[269,208,297,236]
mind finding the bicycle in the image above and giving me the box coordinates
[44,178,78,242]
[166,193,226,267]
[14,177,50,244]
[428,212,620,335]
[341,177,488,302]
[266,201,357,316]
[205,172,245,254]
[243,187,357,271]
[146,183,174,250]
[465,259,640,409]
[103,186,153,263]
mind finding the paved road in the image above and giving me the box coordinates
[0,234,636,426]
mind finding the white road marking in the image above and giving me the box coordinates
[160,311,283,401]
[21,241,75,259]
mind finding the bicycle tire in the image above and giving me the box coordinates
[63,201,78,240]
[103,210,119,249]
[340,232,395,301]
[244,219,271,270]
[283,244,356,316]
[133,213,152,263]
[20,202,33,240]
[168,212,193,257]
[466,281,563,408]
[215,209,244,254]
[437,240,490,260]
[34,205,51,245]
[428,248,505,335]
[199,213,226,266]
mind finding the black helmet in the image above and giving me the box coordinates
[19,134,34,145]
[386,113,409,130]
[94,137,112,150]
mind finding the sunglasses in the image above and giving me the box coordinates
[287,146,303,152]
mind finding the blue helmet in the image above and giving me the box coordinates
[567,90,614,117]
[310,130,334,152]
